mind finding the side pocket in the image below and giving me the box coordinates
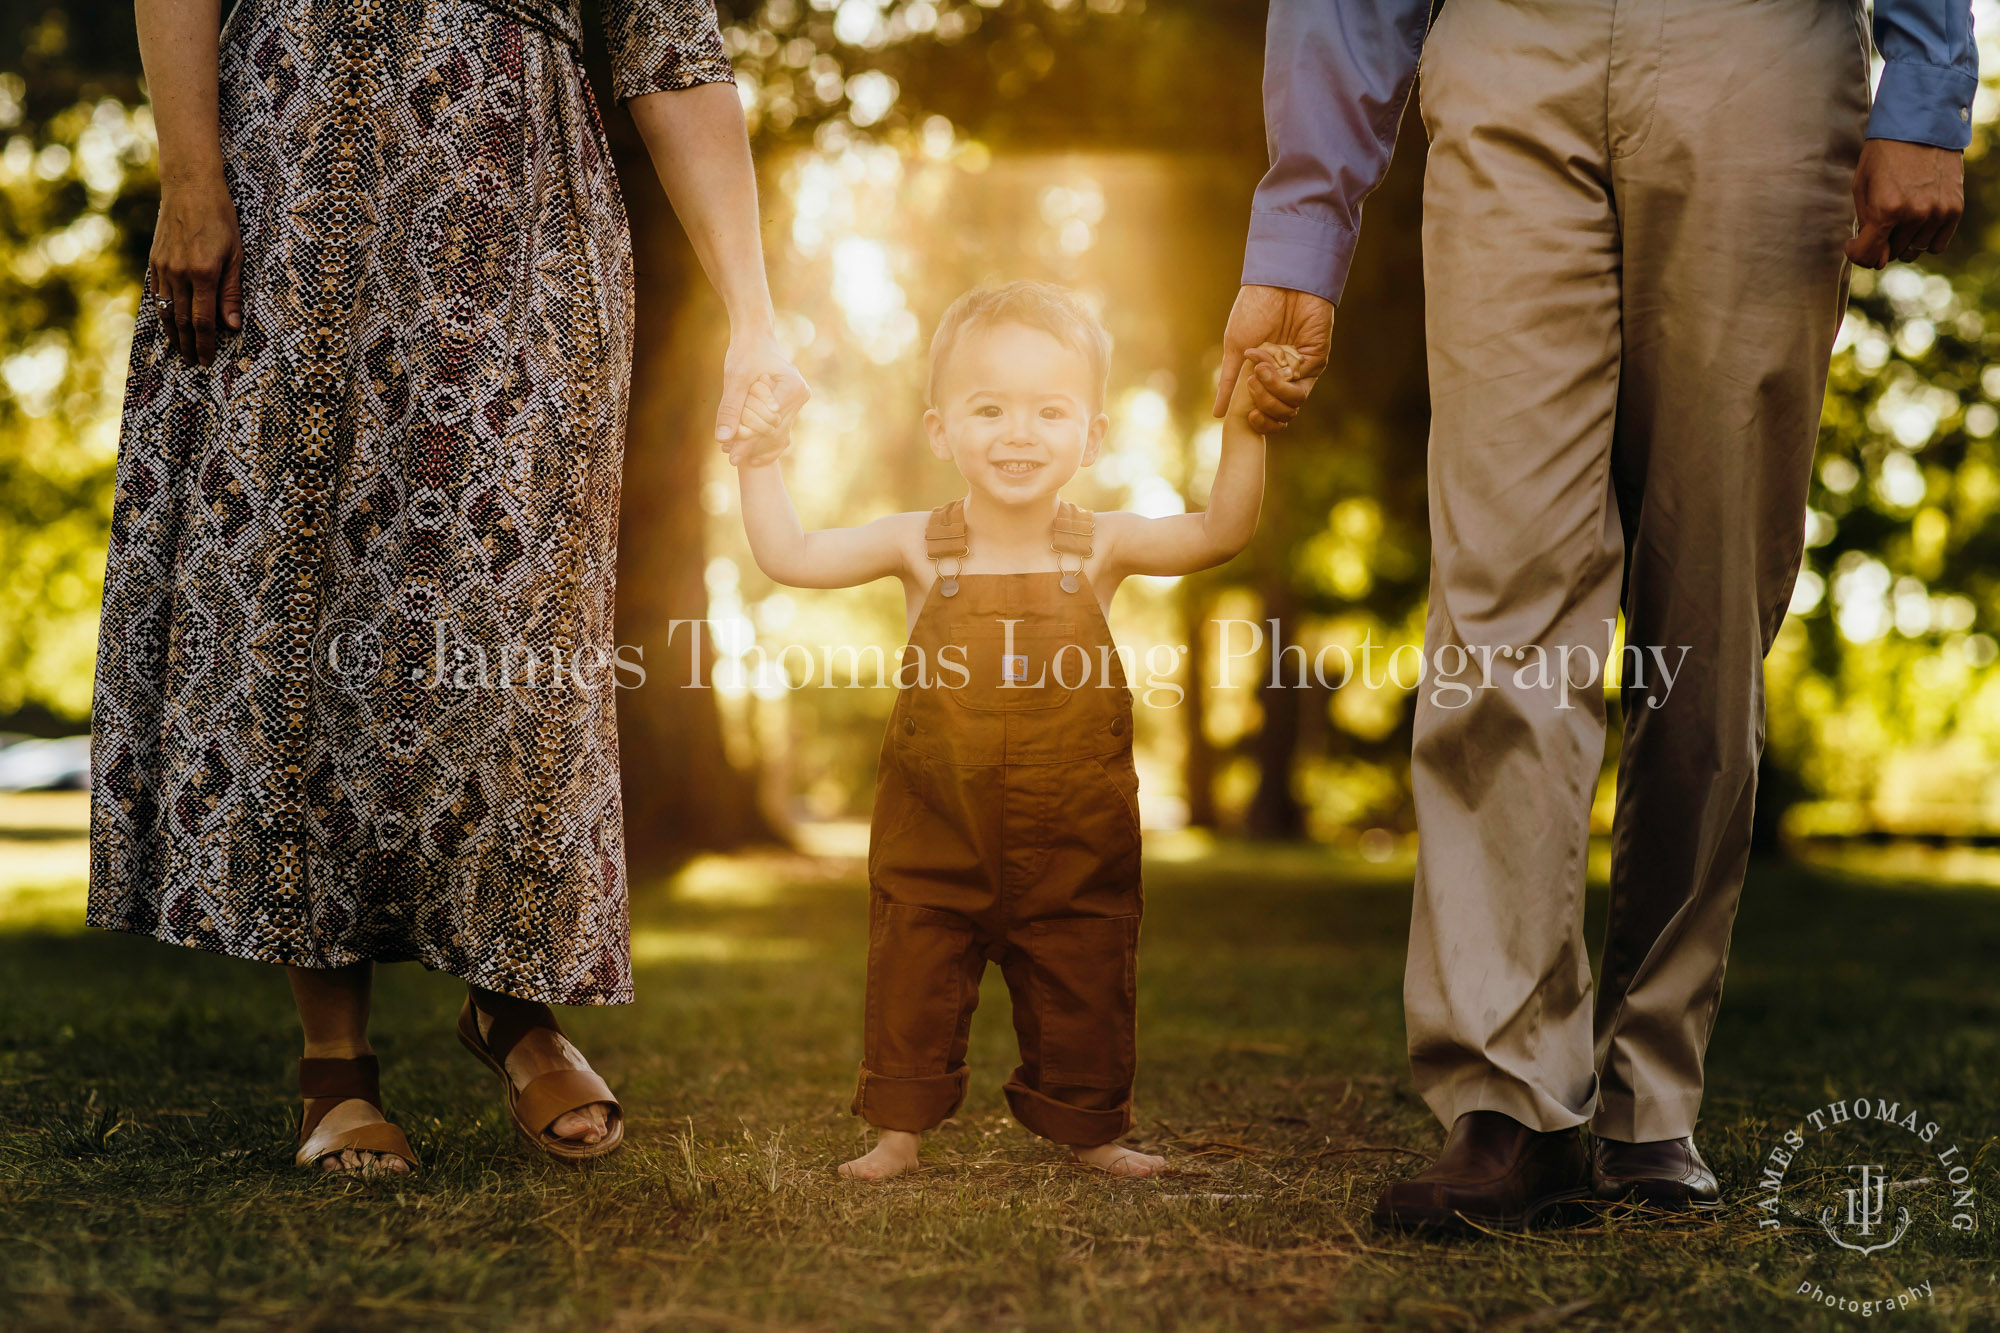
[1026,914,1140,1089]
[863,901,977,1078]
[866,746,925,881]
[1094,754,1142,843]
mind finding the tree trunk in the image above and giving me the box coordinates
[1243,583,1307,839]
[1179,587,1217,829]
[608,132,784,878]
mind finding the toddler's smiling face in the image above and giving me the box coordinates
[924,320,1109,508]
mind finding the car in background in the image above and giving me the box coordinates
[0,736,91,791]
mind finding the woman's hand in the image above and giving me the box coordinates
[715,329,808,466]
[150,172,244,367]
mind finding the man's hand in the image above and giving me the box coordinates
[1213,285,1334,435]
[1846,139,1964,269]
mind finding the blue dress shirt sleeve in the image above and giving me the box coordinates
[1240,0,1431,306]
[1869,0,1979,150]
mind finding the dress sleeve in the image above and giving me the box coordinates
[602,0,736,103]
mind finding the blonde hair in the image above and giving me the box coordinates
[926,281,1113,410]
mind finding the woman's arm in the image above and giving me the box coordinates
[136,0,243,366]
[737,459,912,590]
[1099,352,1278,579]
[629,83,808,463]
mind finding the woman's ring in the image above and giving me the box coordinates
[155,297,172,313]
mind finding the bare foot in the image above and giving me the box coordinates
[1074,1142,1166,1177]
[298,1096,412,1177]
[472,996,615,1145]
[839,1129,922,1180]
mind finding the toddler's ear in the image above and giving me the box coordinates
[1080,409,1110,465]
[923,406,953,460]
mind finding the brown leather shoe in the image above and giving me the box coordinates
[1590,1135,1721,1210]
[1371,1110,1590,1233]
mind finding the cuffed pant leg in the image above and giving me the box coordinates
[999,914,1139,1147]
[854,897,985,1133]
[853,1066,970,1134]
[1002,1075,1132,1149]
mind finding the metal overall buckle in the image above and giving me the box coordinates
[1054,549,1082,595]
[933,555,962,598]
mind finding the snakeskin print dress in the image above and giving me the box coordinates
[86,0,733,1004]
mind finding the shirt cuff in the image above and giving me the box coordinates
[1868,60,1976,151]
[1241,211,1357,307]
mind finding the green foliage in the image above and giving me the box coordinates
[9,1,2000,835]
[0,74,153,719]
[1768,96,2000,828]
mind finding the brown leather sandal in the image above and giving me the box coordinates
[456,996,624,1163]
[295,1054,418,1173]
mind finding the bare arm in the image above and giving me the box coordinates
[737,460,914,590]
[628,83,807,461]
[1102,351,1275,579]
[137,0,243,365]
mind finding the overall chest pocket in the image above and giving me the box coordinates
[944,619,1086,713]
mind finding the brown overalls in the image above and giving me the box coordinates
[854,499,1143,1148]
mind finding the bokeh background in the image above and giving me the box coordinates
[8,0,2000,879]
[5,7,2000,1328]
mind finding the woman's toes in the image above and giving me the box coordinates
[550,1104,609,1143]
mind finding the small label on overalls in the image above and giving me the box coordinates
[1002,654,1029,682]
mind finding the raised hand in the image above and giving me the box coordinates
[1212,284,1334,435]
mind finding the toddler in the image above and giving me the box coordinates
[734,281,1288,1179]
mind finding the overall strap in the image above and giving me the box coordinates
[926,499,968,597]
[1051,502,1094,593]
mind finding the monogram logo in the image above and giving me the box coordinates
[1753,1095,1982,1318]
[1820,1163,1911,1257]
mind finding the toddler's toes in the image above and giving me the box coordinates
[1074,1142,1167,1178]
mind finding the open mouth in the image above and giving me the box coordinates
[994,460,1044,476]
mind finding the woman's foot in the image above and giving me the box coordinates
[295,1043,414,1177]
[300,1095,413,1176]
[1074,1142,1167,1177]
[839,1129,922,1180]
[469,990,615,1146]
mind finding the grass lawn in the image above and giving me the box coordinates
[0,797,1995,1329]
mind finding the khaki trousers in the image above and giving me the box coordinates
[1406,0,1867,1141]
